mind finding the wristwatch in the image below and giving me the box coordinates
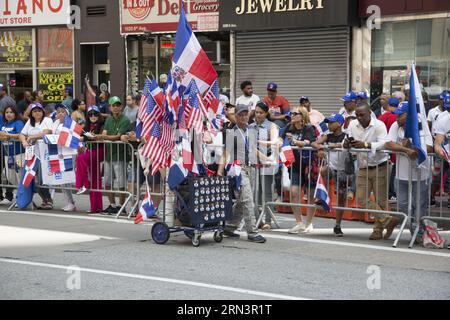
[364,142,369,148]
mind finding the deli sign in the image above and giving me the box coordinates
[121,0,220,34]
[0,0,70,27]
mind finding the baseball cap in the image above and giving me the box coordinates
[388,97,400,107]
[391,101,409,115]
[109,96,122,105]
[88,105,101,114]
[340,91,357,102]
[256,101,269,112]
[439,90,450,100]
[267,82,278,91]
[64,86,73,96]
[299,96,309,104]
[0,83,5,91]
[30,103,45,112]
[324,113,345,125]
[356,91,368,100]
[235,104,249,115]
[444,94,450,109]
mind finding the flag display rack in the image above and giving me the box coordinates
[151,176,233,247]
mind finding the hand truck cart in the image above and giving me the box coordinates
[151,175,234,247]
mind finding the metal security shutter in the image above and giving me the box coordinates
[235,27,350,117]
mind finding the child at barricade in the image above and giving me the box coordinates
[51,104,77,212]
[0,106,25,205]
[19,103,54,209]
[311,113,348,237]
[75,106,105,213]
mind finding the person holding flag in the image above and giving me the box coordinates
[386,102,433,243]
[433,93,450,209]
[217,104,266,243]
[19,103,53,209]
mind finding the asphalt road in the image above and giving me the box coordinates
[0,196,449,300]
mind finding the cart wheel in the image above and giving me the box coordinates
[151,222,170,245]
[192,234,201,247]
[213,231,223,243]
[184,230,194,239]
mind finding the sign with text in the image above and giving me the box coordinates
[219,0,358,31]
[0,0,70,27]
[38,71,73,103]
[120,0,219,34]
[0,30,32,69]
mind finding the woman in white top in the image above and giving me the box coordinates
[52,104,77,212]
[19,103,53,209]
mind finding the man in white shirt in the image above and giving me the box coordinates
[385,103,433,243]
[427,90,449,134]
[235,81,260,122]
[344,103,399,240]
[434,94,450,209]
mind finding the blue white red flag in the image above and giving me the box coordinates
[172,3,217,95]
[134,192,157,224]
[406,63,428,166]
[47,143,74,173]
[22,155,39,188]
[140,122,166,176]
[226,160,242,191]
[316,121,329,137]
[168,156,188,190]
[57,116,83,149]
[149,79,166,111]
[314,173,331,212]
[203,79,220,114]
[279,137,295,167]
[165,72,180,123]
[136,79,152,140]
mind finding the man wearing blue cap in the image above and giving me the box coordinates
[338,91,358,130]
[0,83,16,113]
[386,101,434,242]
[62,86,73,111]
[356,91,369,104]
[433,94,450,209]
[262,82,290,128]
[427,90,449,134]
[312,113,347,236]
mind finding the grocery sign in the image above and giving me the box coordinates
[120,0,219,34]
[0,0,70,27]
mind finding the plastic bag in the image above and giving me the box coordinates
[422,219,446,249]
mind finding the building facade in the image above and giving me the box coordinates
[220,0,359,116]
[0,0,73,104]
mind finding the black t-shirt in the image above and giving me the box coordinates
[326,132,346,144]
[281,124,317,168]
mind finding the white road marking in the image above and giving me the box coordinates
[260,233,450,258]
[0,226,117,248]
[0,258,309,300]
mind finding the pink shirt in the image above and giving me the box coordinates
[309,109,325,126]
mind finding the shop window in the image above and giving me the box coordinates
[37,28,73,68]
[370,18,450,105]
[38,70,74,104]
[0,30,33,69]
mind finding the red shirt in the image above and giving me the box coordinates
[378,112,398,162]
[262,95,290,115]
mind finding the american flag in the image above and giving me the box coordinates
[185,80,204,133]
[160,112,175,155]
[203,80,220,113]
[142,94,164,140]
[140,123,165,176]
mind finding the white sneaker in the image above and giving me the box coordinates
[302,223,314,234]
[76,186,87,195]
[288,222,306,234]
[0,199,12,205]
[63,203,76,212]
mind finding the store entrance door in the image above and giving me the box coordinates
[93,64,110,93]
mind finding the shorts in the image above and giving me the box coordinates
[330,169,348,195]
[289,165,317,189]
[103,161,126,189]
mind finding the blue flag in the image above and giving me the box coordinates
[405,63,427,166]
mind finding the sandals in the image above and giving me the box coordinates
[38,202,54,210]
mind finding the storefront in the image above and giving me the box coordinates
[0,0,73,104]
[219,0,358,115]
[358,0,450,109]
[120,0,229,95]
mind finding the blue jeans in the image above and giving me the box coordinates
[396,179,429,236]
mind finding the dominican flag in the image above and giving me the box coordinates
[165,73,180,123]
[134,192,157,224]
[22,155,39,188]
[406,63,428,166]
[168,156,188,190]
[172,3,217,95]
[314,173,331,212]
[316,121,329,137]
[279,137,295,167]
[149,79,166,111]
[226,160,242,191]
[47,144,74,173]
[57,116,83,149]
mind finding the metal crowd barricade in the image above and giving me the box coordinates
[258,146,410,247]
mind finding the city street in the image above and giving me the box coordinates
[1,194,449,300]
